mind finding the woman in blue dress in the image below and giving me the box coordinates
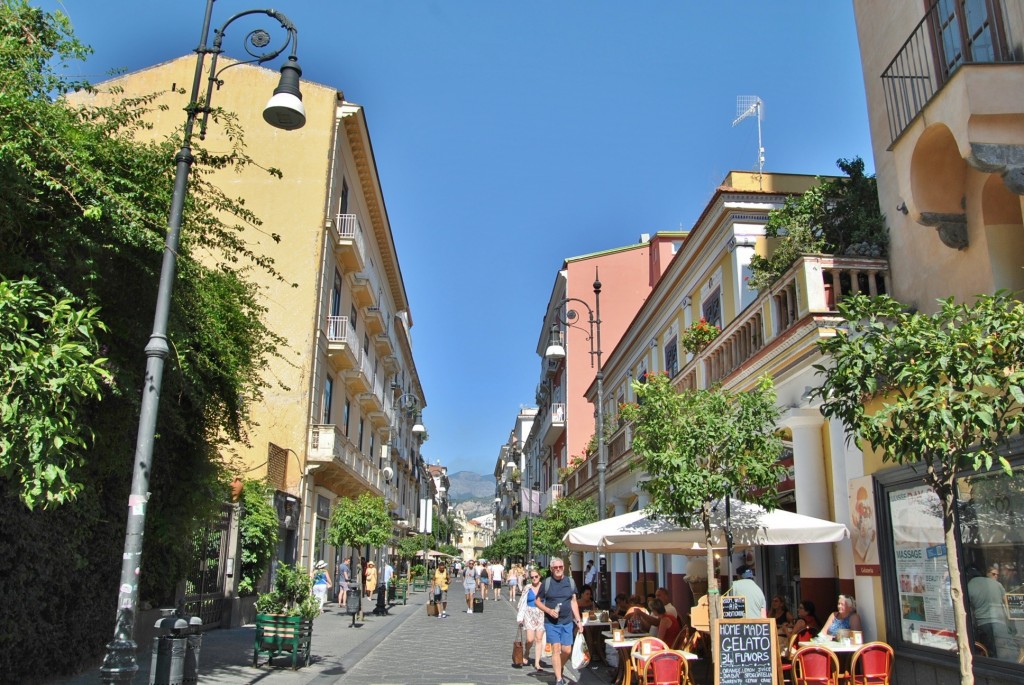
[819,594,862,638]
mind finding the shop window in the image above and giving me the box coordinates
[877,460,1024,671]
[958,464,1024,663]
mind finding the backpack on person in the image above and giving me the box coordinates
[542,575,578,597]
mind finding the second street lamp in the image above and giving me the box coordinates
[100,2,303,682]
[544,269,605,520]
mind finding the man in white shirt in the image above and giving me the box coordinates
[730,566,766,619]
[490,561,505,601]
[584,560,597,586]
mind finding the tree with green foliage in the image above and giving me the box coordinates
[327,493,393,584]
[813,292,1024,685]
[0,3,291,677]
[533,496,598,567]
[620,373,785,623]
[747,157,886,290]
[237,479,279,596]
[483,515,528,562]
[0,278,111,509]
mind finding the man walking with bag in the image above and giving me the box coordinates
[536,557,582,685]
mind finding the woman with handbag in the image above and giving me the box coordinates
[517,568,547,674]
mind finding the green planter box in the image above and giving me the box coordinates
[394,580,408,605]
[412,577,426,592]
[253,614,313,669]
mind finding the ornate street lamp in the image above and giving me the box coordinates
[544,269,605,520]
[100,2,303,682]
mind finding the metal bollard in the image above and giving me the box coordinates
[150,615,202,685]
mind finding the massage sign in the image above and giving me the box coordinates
[713,618,780,685]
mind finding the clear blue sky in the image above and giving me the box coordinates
[42,1,874,477]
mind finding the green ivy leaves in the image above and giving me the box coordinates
[0,278,110,509]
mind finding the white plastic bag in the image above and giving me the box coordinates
[571,631,590,668]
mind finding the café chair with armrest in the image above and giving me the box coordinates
[630,637,669,685]
[791,645,842,685]
[640,649,690,685]
[848,642,894,685]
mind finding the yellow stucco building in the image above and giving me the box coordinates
[73,56,430,603]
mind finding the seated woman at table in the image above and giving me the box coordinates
[819,594,862,639]
[649,599,683,646]
[791,600,820,639]
[769,595,794,631]
[609,593,630,621]
[578,584,596,612]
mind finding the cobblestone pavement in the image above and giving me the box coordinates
[340,593,611,685]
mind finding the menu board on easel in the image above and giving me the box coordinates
[714,618,779,685]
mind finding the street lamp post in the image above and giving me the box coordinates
[544,269,605,519]
[100,2,304,682]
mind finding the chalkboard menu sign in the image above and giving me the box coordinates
[721,596,747,619]
[714,618,779,685]
[1007,594,1024,621]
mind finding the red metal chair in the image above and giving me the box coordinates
[630,637,669,685]
[640,649,690,685]
[848,642,894,685]
[791,645,842,685]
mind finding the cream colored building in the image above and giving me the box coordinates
[568,171,888,628]
[74,57,429,587]
[852,2,1024,681]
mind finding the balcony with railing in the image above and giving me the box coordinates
[358,375,388,427]
[881,0,1022,147]
[333,213,366,271]
[342,347,374,394]
[540,402,566,447]
[308,424,382,495]
[540,483,564,512]
[365,305,387,335]
[325,315,360,374]
[563,424,631,496]
[676,255,889,391]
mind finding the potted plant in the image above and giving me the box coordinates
[253,564,318,668]
[679,318,721,355]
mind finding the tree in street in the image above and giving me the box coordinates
[813,292,1024,685]
[327,493,393,587]
[532,495,598,570]
[620,373,785,623]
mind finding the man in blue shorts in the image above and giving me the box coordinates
[536,557,582,685]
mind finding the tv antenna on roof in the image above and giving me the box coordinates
[733,95,765,190]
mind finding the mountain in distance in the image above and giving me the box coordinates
[446,470,498,519]
[447,470,495,502]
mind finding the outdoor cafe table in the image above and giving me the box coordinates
[798,639,862,681]
[604,635,698,685]
[582,621,611,665]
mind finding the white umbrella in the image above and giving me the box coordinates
[563,499,848,552]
